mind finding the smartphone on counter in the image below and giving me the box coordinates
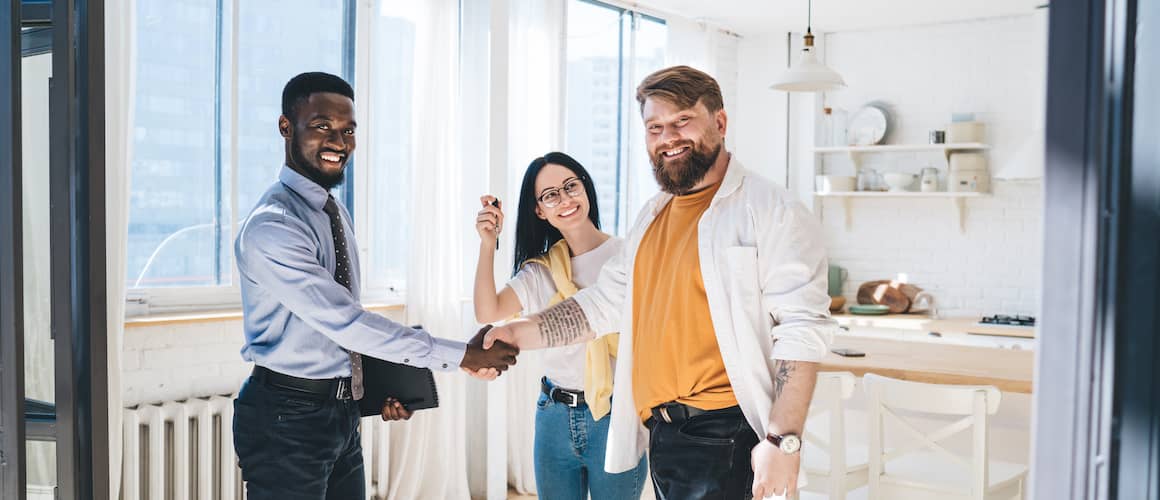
[831,348,866,358]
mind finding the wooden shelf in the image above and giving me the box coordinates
[815,191,991,233]
[814,143,990,154]
[814,143,990,164]
[814,191,988,198]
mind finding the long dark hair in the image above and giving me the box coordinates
[511,152,602,276]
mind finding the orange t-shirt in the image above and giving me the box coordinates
[632,181,737,422]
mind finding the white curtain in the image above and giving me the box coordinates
[105,0,136,497]
[393,0,471,498]
[502,0,566,494]
[664,17,740,148]
[665,17,716,73]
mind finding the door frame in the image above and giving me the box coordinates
[1034,0,1159,498]
[49,0,109,498]
[1,0,28,498]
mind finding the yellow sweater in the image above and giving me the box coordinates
[524,239,619,420]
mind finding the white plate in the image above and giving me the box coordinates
[848,105,889,145]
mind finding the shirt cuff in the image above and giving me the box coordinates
[571,291,615,338]
[425,337,468,371]
[768,329,832,363]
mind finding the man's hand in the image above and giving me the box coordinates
[482,323,517,349]
[462,325,501,380]
[461,325,519,377]
[751,439,800,499]
[379,397,413,421]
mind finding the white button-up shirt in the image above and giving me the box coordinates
[571,157,837,473]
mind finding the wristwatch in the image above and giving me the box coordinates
[765,432,801,454]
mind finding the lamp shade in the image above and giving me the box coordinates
[770,46,846,92]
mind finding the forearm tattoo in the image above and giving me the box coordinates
[772,360,797,404]
[536,298,591,347]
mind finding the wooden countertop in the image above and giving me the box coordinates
[833,313,1037,339]
[819,335,1035,393]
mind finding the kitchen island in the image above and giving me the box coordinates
[819,314,1036,393]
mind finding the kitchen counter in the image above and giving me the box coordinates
[833,313,1037,339]
[819,334,1035,393]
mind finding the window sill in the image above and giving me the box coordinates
[123,301,406,329]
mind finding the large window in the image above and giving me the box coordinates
[565,0,666,234]
[362,4,418,293]
[127,0,353,311]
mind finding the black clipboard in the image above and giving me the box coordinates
[356,325,441,417]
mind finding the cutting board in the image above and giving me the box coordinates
[856,280,911,313]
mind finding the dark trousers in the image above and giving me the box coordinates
[233,375,365,500]
[647,406,760,500]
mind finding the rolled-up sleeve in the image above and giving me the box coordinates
[237,214,466,371]
[571,238,631,338]
[758,200,837,362]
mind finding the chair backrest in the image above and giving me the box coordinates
[804,372,857,475]
[863,373,1003,500]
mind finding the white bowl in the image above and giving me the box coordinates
[883,173,917,192]
[816,175,856,193]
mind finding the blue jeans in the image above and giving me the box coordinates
[534,383,648,500]
[233,375,365,500]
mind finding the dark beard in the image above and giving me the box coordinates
[651,140,722,195]
[289,141,346,190]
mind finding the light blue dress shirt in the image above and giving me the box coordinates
[235,166,466,379]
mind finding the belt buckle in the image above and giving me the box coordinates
[554,388,579,407]
[336,379,352,400]
[659,406,673,423]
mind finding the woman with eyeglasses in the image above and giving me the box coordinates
[471,152,647,499]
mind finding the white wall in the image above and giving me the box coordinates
[735,14,1045,318]
[732,33,790,185]
[121,309,407,406]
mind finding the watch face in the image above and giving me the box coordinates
[779,434,801,454]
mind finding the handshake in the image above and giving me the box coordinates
[459,324,519,381]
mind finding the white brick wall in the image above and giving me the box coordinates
[808,15,1045,318]
[821,180,1042,317]
[122,319,251,406]
[122,309,407,406]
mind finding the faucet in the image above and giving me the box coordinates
[912,291,940,319]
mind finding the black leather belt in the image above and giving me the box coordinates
[648,402,742,426]
[541,377,585,407]
[252,365,354,400]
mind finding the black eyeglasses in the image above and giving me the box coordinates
[537,177,586,208]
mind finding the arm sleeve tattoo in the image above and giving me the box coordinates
[536,298,592,347]
[772,360,797,404]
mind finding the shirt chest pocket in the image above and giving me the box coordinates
[723,246,760,306]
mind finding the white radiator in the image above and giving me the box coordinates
[121,395,242,500]
[123,395,400,499]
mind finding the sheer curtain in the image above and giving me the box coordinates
[391,0,471,498]
[503,0,566,494]
[664,17,740,148]
[105,0,136,497]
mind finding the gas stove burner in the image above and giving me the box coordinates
[980,314,1036,327]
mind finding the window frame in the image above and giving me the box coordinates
[564,0,666,236]
[126,0,358,316]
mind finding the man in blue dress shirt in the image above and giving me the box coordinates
[231,72,517,499]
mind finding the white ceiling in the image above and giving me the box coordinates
[634,0,1045,36]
